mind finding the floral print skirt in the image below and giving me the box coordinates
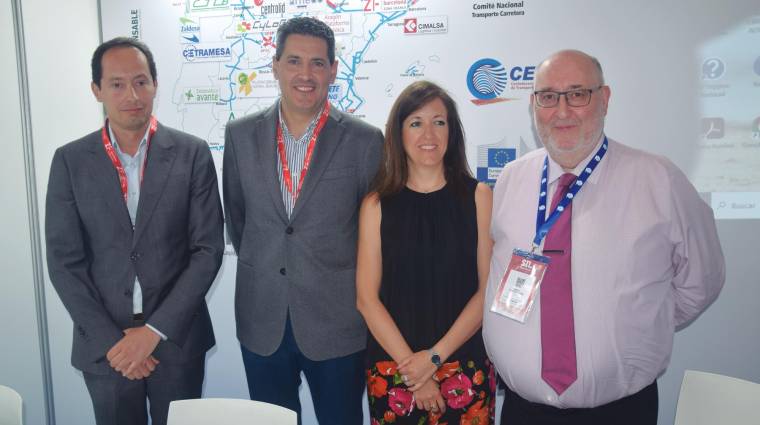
[366,358,495,425]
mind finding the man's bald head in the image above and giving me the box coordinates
[531,49,611,170]
[535,50,605,89]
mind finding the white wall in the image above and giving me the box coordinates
[23,0,103,424]
[0,3,47,425]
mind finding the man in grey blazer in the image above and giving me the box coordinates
[45,37,224,425]
[223,17,383,424]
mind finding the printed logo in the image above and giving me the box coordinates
[702,58,725,80]
[261,2,286,15]
[235,68,279,97]
[701,117,725,139]
[183,87,221,104]
[328,84,343,102]
[318,13,352,35]
[129,9,141,39]
[377,0,408,12]
[477,142,516,186]
[399,60,425,78]
[180,17,201,43]
[404,18,417,33]
[404,16,447,35]
[467,58,534,105]
[237,21,252,32]
[182,43,232,62]
[238,72,257,96]
[467,58,509,105]
[188,0,230,13]
[287,0,325,14]
[236,17,287,33]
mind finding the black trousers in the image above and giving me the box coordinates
[501,381,658,425]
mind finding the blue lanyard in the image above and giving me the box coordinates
[532,137,608,250]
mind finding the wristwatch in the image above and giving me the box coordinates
[428,349,442,368]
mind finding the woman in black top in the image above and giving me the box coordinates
[357,80,495,424]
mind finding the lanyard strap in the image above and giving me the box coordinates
[101,116,158,203]
[532,137,608,249]
[276,100,331,201]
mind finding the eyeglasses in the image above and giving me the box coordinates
[533,86,603,108]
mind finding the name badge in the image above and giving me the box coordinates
[490,249,549,323]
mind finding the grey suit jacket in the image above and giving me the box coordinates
[45,123,224,375]
[223,103,383,361]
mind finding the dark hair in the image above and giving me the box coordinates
[373,80,472,199]
[275,17,335,64]
[91,37,157,88]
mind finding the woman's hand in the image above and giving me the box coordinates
[398,350,438,391]
[413,379,446,414]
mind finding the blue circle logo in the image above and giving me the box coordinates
[701,57,725,80]
[467,58,508,100]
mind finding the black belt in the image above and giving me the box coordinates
[503,381,658,419]
[133,313,145,326]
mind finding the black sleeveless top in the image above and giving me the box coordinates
[366,177,486,365]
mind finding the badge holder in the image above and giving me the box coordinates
[490,138,608,324]
[490,248,550,323]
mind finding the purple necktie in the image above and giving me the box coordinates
[540,172,578,395]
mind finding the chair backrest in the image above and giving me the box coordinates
[0,385,23,425]
[674,370,760,425]
[167,398,297,425]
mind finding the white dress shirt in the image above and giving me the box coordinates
[483,136,725,408]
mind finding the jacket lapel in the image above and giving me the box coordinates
[133,124,176,247]
[289,106,345,222]
[85,135,133,235]
[257,105,288,223]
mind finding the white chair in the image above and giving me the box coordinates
[167,398,296,425]
[0,384,23,425]
[674,370,760,425]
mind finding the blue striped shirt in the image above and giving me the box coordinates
[276,101,323,218]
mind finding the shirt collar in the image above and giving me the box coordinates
[546,133,607,185]
[108,122,150,157]
[277,99,324,144]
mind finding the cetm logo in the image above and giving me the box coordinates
[467,58,509,105]
[467,58,534,105]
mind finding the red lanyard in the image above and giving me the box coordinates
[276,101,331,201]
[101,116,158,203]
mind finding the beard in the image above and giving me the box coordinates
[535,114,605,169]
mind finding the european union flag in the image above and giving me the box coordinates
[488,148,515,168]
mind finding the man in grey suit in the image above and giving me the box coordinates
[45,37,224,425]
[223,17,383,424]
